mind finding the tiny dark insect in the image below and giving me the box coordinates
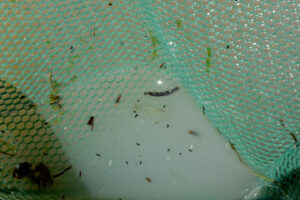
[70,46,74,53]
[145,177,152,183]
[178,153,182,155]
[162,105,166,108]
[226,44,229,49]
[52,165,72,178]
[137,99,140,102]
[79,171,82,178]
[133,110,136,113]
[87,116,95,131]
[167,148,170,152]
[20,95,26,99]
[125,160,128,165]
[96,154,101,157]
[136,142,140,146]
[188,149,192,152]
[115,94,122,104]
[140,161,142,165]
[108,2,112,6]
[159,64,165,68]
[43,122,49,126]
[121,42,124,46]
[62,195,65,200]
[135,114,138,118]
[166,124,170,128]
[43,152,48,156]
[144,86,179,97]
[202,106,205,114]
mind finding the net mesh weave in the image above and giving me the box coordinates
[0,0,299,199]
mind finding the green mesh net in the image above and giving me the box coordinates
[0,0,299,199]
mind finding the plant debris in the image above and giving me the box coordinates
[115,94,122,106]
[144,86,179,97]
[279,119,298,147]
[175,19,182,29]
[145,177,152,183]
[188,130,199,136]
[229,141,243,163]
[206,47,211,72]
[289,133,298,147]
[159,64,166,69]
[13,162,33,179]
[0,151,15,156]
[52,165,72,178]
[87,116,95,131]
[13,162,54,189]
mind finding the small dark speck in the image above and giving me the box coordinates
[140,161,142,165]
[202,106,205,114]
[136,142,140,146]
[43,152,48,156]
[62,195,65,199]
[166,124,170,128]
[135,114,138,118]
[108,2,112,6]
[167,148,170,152]
[119,199,122,200]
[70,46,74,53]
[96,154,101,157]
[125,160,128,165]
[137,99,140,102]
[121,42,124,46]
[226,44,230,49]
[133,110,136,113]
[1,130,4,134]
[162,105,166,108]
[20,95,26,99]
[178,153,182,155]
[79,171,82,178]
[188,149,193,152]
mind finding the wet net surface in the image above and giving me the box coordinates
[0,0,299,199]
